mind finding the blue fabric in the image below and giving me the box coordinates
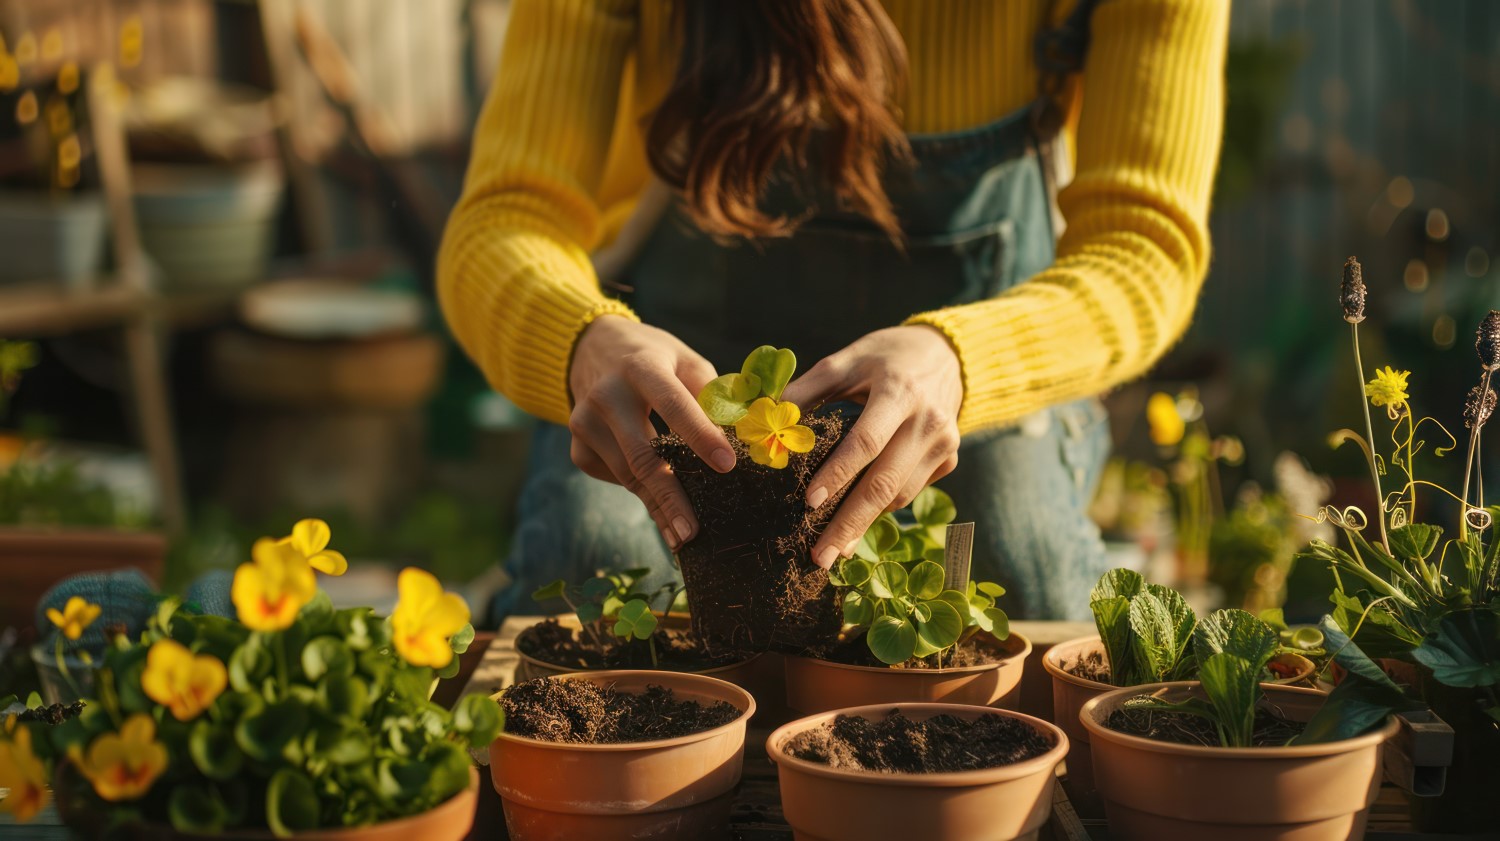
[494,100,1111,624]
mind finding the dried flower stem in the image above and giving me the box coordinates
[1351,323,1390,552]
[1460,369,1493,541]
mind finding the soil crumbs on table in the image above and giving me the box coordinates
[1065,650,1110,683]
[1106,704,1306,747]
[814,635,1005,670]
[784,710,1052,773]
[501,677,741,744]
[518,617,745,671]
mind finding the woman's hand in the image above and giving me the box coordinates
[780,325,964,569]
[568,315,736,549]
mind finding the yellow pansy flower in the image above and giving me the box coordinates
[47,596,101,641]
[278,518,348,576]
[0,57,19,92]
[120,17,143,69]
[13,33,36,65]
[141,639,227,721]
[1146,392,1185,446]
[1367,366,1410,411]
[0,724,49,822]
[15,90,36,124]
[733,397,816,469]
[231,538,316,631]
[56,61,77,95]
[40,29,62,62]
[73,714,167,802]
[391,568,470,669]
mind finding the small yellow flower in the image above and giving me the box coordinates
[15,90,37,124]
[13,33,36,65]
[40,29,62,62]
[73,714,167,802]
[391,568,470,669]
[141,639,227,721]
[733,397,816,469]
[1367,366,1410,411]
[279,518,348,576]
[56,61,77,95]
[0,725,50,822]
[231,538,316,632]
[1147,392,1186,446]
[120,17,143,69]
[46,596,101,641]
[0,56,18,91]
[45,98,71,135]
[57,134,80,169]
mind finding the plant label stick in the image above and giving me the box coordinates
[943,522,976,591]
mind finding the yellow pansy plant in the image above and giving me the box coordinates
[140,639,227,721]
[73,714,169,802]
[0,721,49,822]
[279,518,349,576]
[232,537,317,631]
[47,595,101,641]
[735,397,816,469]
[391,567,471,669]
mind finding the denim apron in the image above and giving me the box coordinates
[495,3,1110,622]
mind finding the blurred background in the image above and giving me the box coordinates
[1,0,1497,678]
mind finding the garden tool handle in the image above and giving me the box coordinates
[1383,709,1454,797]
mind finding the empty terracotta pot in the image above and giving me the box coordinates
[1082,681,1398,841]
[768,703,1067,841]
[489,670,755,841]
[784,631,1030,715]
[1041,635,1110,816]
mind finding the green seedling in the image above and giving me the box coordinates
[532,568,681,666]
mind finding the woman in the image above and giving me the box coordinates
[440,0,1227,621]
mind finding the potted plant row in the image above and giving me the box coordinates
[0,519,499,839]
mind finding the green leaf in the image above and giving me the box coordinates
[984,607,1010,639]
[1091,597,1137,686]
[867,615,918,665]
[228,637,273,693]
[1090,567,1146,602]
[1290,626,1325,651]
[912,486,956,527]
[575,601,603,624]
[1295,616,1423,745]
[935,589,971,623]
[581,577,616,600]
[915,600,964,651]
[977,581,1006,598]
[886,534,921,564]
[697,372,760,425]
[856,516,901,562]
[907,561,945,600]
[236,698,309,763]
[869,562,908,600]
[299,591,335,634]
[839,557,873,588]
[842,590,874,626]
[301,637,354,683]
[531,579,567,602]
[189,720,243,782]
[317,675,369,720]
[741,346,796,401]
[267,768,321,837]
[1198,652,1261,747]
[1194,609,1278,675]
[1388,523,1443,562]
[453,693,504,749]
[1128,586,1196,683]
[169,783,229,833]
[1258,608,1289,633]
[1411,611,1500,688]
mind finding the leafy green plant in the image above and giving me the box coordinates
[695,346,816,469]
[1089,568,1198,687]
[828,488,1009,666]
[532,568,682,668]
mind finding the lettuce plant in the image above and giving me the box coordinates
[1089,568,1198,687]
[532,568,683,667]
[829,488,1010,666]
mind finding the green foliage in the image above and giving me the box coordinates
[531,568,680,659]
[829,488,1008,666]
[1089,569,1197,687]
[0,460,148,528]
[697,346,799,424]
[1296,616,1424,745]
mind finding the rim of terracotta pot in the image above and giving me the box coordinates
[491,669,756,752]
[766,702,1068,788]
[1079,680,1398,759]
[794,630,1031,677]
[514,614,762,677]
[1041,635,1111,693]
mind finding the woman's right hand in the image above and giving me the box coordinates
[567,315,736,549]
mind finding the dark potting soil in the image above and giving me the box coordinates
[784,710,1053,773]
[516,617,745,671]
[654,408,853,656]
[813,634,1006,670]
[1065,650,1111,683]
[500,677,742,744]
[1105,704,1306,748]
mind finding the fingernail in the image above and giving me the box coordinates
[711,448,736,472]
[661,527,679,550]
[842,539,858,557]
[673,517,693,544]
[807,486,829,509]
[814,545,838,569]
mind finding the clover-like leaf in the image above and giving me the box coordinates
[912,486,957,527]
[301,637,355,682]
[915,600,964,651]
[581,577,617,600]
[935,589,971,623]
[856,515,901,562]
[189,720,243,782]
[266,768,321,836]
[977,581,1006,598]
[531,579,567,602]
[613,599,658,640]
[575,601,603,624]
[842,590,874,626]
[868,615,918,665]
[697,372,762,425]
[236,698,309,763]
[453,693,505,749]
[169,783,229,833]
[317,674,369,720]
[983,607,1010,639]
[907,560,945,600]
[741,346,796,401]
[869,561,909,599]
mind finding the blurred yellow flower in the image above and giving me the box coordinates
[0,724,49,822]
[47,596,101,641]
[733,397,815,469]
[45,98,70,135]
[57,134,80,168]
[232,538,316,631]
[15,90,36,124]
[40,29,62,62]
[0,56,17,91]
[141,639,226,721]
[120,17,143,69]
[279,518,348,576]
[1146,392,1185,446]
[14,33,36,65]
[74,714,167,802]
[56,61,77,95]
[391,568,470,668]
[1367,366,1410,411]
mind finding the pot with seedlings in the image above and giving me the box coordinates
[489,670,755,841]
[783,488,1030,714]
[768,702,1067,841]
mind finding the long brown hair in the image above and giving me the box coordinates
[646,0,911,240]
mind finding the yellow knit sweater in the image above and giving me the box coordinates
[438,0,1228,434]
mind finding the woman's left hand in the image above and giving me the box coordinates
[780,325,965,569]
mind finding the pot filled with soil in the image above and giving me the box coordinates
[767,703,1067,841]
[1040,635,1111,813]
[490,670,756,841]
[1082,681,1396,841]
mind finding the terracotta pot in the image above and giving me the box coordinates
[1040,636,1110,816]
[784,631,1030,715]
[115,767,478,840]
[209,330,444,410]
[1082,681,1398,841]
[0,528,166,631]
[767,703,1067,841]
[515,613,764,687]
[489,670,755,841]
